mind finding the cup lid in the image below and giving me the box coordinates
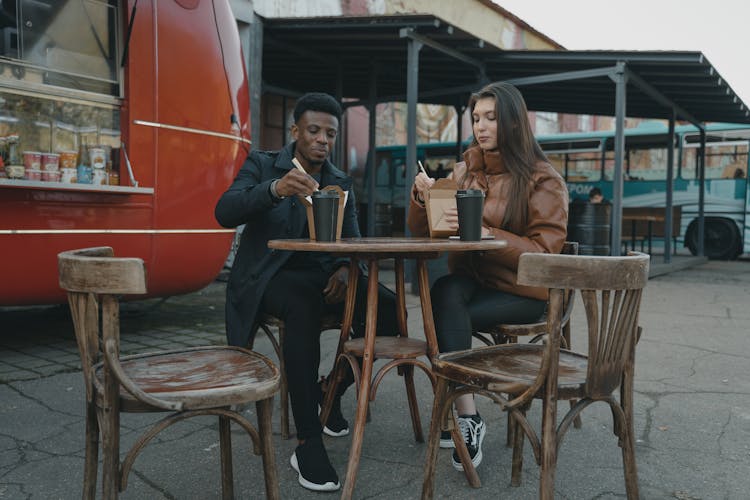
[312,190,340,198]
[455,189,485,197]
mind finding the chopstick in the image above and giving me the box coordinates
[417,160,429,177]
[292,157,307,174]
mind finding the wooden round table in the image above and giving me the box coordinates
[267,237,507,499]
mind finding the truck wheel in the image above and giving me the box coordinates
[685,217,741,260]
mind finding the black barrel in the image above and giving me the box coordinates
[568,202,611,255]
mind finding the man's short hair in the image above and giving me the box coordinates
[293,93,342,123]
[589,187,602,199]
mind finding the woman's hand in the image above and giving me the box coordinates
[414,172,435,203]
[442,206,459,230]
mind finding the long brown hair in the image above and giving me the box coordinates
[468,82,548,234]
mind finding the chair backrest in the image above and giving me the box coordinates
[517,251,649,398]
[58,247,147,400]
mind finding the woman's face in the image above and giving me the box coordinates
[472,97,498,151]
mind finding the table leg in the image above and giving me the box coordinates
[320,259,360,427]
[340,258,380,500]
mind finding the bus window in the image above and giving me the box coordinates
[628,147,673,180]
[682,142,749,180]
[565,151,601,182]
[0,1,120,97]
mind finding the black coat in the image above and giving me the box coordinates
[215,142,360,347]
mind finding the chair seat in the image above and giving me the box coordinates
[433,343,589,396]
[94,346,280,412]
[344,337,427,359]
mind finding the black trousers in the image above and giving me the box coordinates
[431,274,546,353]
[260,266,398,440]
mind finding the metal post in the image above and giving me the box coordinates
[610,64,627,256]
[367,65,377,236]
[698,128,706,256]
[333,65,344,166]
[405,38,422,233]
[405,37,422,287]
[454,104,464,160]
[281,96,287,146]
[664,112,675,263]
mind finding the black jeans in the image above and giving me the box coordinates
[431,274,546,353]
[260,266,398,440]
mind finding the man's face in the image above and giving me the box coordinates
[291,110,339,168]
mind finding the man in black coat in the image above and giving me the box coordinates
[215,93,397,492]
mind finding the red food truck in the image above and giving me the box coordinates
[0,0,250,305]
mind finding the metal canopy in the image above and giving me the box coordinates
[261,15,750,124]
[261,13,747,260]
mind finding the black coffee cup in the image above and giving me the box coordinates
[312,190,340,241]
[455,189,485,241]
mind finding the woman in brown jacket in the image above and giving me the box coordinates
[408,81,569,471]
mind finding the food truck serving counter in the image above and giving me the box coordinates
[0,0,251,306]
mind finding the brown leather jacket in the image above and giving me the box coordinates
[407,146,568,300]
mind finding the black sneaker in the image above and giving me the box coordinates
[451,414,486,471]
[318,380,349,437]
[290,435,340,491]
[440,430,454,448]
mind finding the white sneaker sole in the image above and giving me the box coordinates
[323,425,349,437]
[318,405,350,437]
[290,452,340,492]
[451,423,486,471]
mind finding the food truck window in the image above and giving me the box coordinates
[0,0,120,97]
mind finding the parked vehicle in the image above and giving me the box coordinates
[0,0,250,305]
[361,122,749,259]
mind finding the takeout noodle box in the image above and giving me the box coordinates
[425,178,458,238]
[299,185,348,241]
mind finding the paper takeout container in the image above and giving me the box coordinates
[299,185,348,241]
[425,178,459,238]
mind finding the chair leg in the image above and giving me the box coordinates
[621,357,640,500]
[277,323,290,440]
[510,408,526,487]
[257,397,280,500]
[563,323,583,430]
[421,377,447,500]
[539,386,558,500]
[219,415,234,500]
[83,401,99,500]
[402,365,424,442]
[99,405,120,499]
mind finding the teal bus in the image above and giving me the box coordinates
[357,122,750,259]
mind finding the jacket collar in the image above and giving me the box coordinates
[275,141,346,179]
[464,145,505,175]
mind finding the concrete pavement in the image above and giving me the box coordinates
[1,259,750,499]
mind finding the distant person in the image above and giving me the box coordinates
[733,167,745,179]
[588,187,606,204]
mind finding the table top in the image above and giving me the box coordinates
[268,236,507,253]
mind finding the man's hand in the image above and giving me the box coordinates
[323,266,349,304]
[275,169,319,198]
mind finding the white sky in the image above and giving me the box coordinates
[495,0,750,109]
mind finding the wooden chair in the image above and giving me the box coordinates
[251,313,343,439]
[422,251,649,500]
[473,241,579,348]
[472,241,582,439]
[58,247,281,500]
